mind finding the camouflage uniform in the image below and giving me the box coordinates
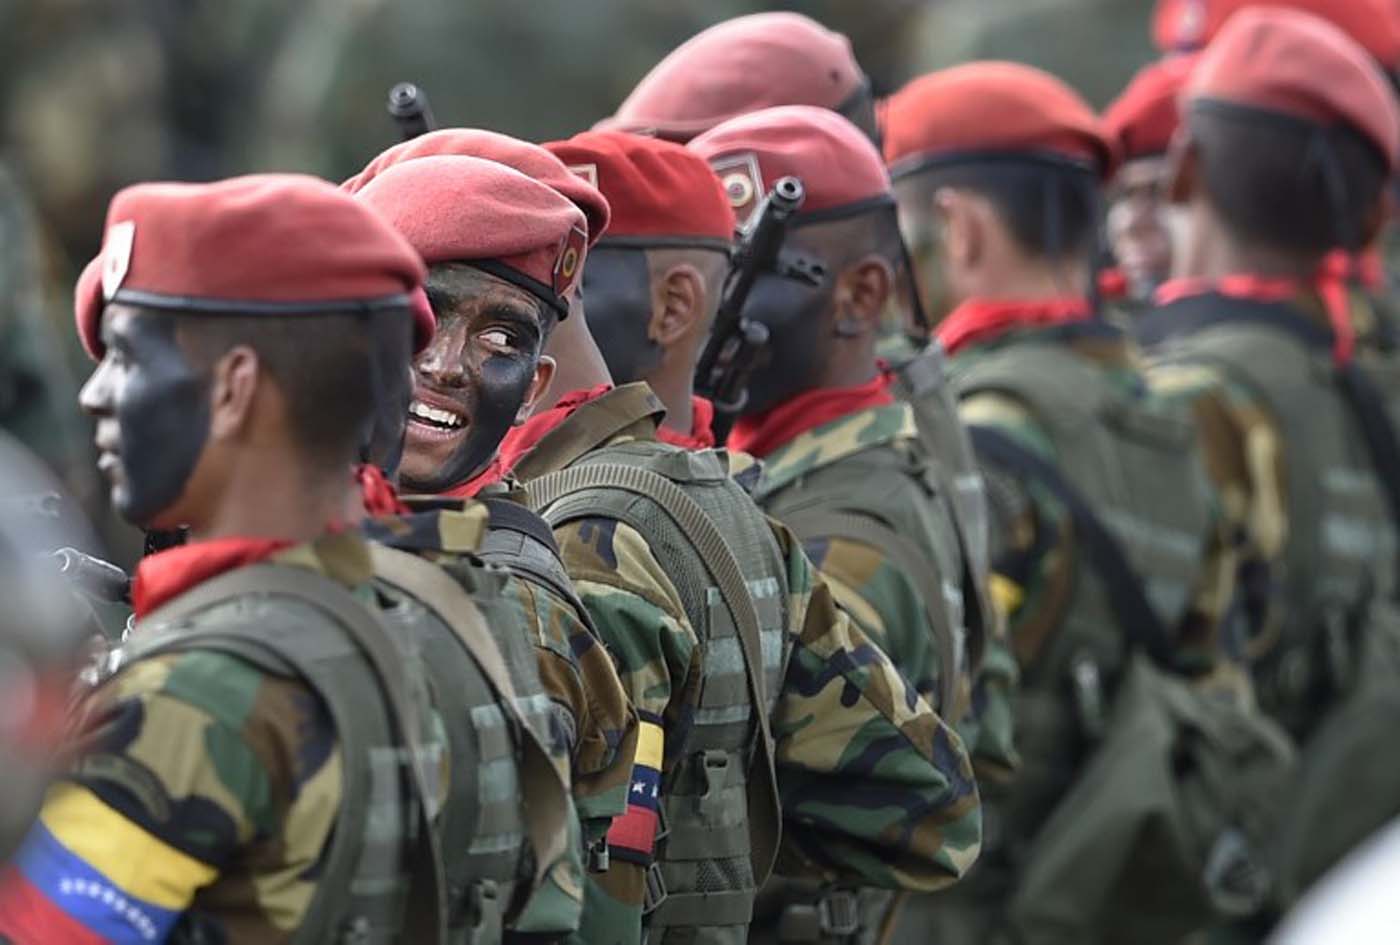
[1141,287,1400,908]
[749,397,1018,775]
[363,492,639,933]
[904,319,1248,943]
[0,531,443,944]
[509,382,983,944]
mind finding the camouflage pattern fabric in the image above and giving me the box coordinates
[0,532,401,944]
[360,496,638,936]
[752,401,1016,774]
[512,384,983,944]
[958,327,1242,676]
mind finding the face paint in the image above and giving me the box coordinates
[80,305,210,527]
[737,267,835,416]
[402,266,544,493]
[580,247,663,385]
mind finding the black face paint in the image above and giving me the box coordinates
[580,247,662,385]
[401,268,544,493]
[737,269,835,416]
[83,307,210,527]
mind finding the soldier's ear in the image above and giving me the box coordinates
[935,187,982,271]
[207,345,261,442]
[649,262,705,346]
[837,254,893,329]
[516,355,556,424]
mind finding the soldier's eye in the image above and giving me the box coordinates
[479,328,516,352]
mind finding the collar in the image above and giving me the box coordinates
[360,496,489,556]
[1154,271,1354,364]
[356,464,409,516]
[936,297,1094,355]
[728,372,895,460]
[656,395,716,451]
[509,382,666,482]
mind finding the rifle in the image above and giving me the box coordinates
[52,547,131,604]
[387,82,436,141]
[696,177,815,439]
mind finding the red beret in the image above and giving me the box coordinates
[1186,6,1400,170]
[596,13,865,143]
[1154,0,1400,68]
[75,173,431,361]
[343,128,611,248]
[543,131,734,248]
[688,105,891,228]
[356,155,589,316]
[882,63,1117,180]
[1103,54,1197,161]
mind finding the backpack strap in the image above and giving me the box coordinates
[527,462,782,886]
[366,543,571,885]
[481,496,563,555]
[779,508,960,717]
[142,564,447,945]
[966,426,1179,670]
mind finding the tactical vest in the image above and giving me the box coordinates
[128,564,447,945]
[750,402,969,716]
[362,505,577,941]
[951,338,1216,850]
[527,442,791,945]
[1144,295,1400,738]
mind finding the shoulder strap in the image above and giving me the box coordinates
[1334,363,1400,595]
[966,426,1179,670]
[481,496,562,555]
[780,508,960,716]
[511,383,666,482]
[366,543,570,885]
[143,564,447,944]
[527,462,782,885]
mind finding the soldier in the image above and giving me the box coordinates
[539,130,732,451]
[345,132,640,937]
[883,62,1293,941]
[595,12,878,145]
[356,146,982,945]
[1100,54,1196,313]
[0,174,542,944]
[1137,6,1400,915]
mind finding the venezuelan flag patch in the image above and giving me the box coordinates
[606,715,663,866]
[0,784,215,944]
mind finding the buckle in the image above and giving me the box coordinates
[642,862,668,915]
[697,749,729,805]
[818,890,860,937]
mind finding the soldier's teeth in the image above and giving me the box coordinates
[410,400,465,429]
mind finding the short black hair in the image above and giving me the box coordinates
[898,160,1101,262]
[174,309,400,468]
[1189,100,1389,256]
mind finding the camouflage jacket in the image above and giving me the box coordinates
[511,382,983,943]
[748,400,1017,775]
[0,531,421,945]
[953,323,1239,676]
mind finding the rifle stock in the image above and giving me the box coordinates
[696,177,807,437]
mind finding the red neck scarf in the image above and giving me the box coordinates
[438,383,614,497]
[356,464,409,516]
[1155,269,1355,364]
[728,373,894,459]
[936,297,1093,355]
[1098,267,1130,302]
[132,536,293,617]
[656,395,716,451]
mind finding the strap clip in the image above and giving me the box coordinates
[642,862,668,915]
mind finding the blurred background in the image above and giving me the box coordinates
[0,0,1156,559]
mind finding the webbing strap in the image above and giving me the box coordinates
[967,426,1179,669]
[481,496,563,556]
[527,462,782,885]
[782,508,959,716]
[648,889,757,928]
[142,565,447,944]
[367,544,570,883]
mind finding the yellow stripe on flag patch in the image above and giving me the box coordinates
[40,783,218,910]
[636,719,663,770]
